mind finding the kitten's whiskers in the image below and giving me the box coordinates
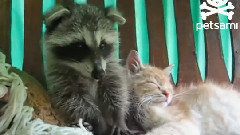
[172,89,195,99]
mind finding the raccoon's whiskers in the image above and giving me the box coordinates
[84,65,91,73]
[69,58,81,63]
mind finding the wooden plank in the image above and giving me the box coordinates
[205,14,229,83]
[56,0,74,6]
[134,0,149,64]
[174,0,202,84]
[24,0,45,85]
[0,0,11,63]
[56,0,62,4]
[229,0,240,87]
[88,0,104,6]
[146,0,168,69]
[118,0,137,61]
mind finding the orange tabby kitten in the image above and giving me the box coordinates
[127,50,240,135]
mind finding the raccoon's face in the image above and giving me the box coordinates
[44,4,126,79]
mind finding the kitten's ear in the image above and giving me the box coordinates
[163,64,174,76]
[44,5,71,29]
[126,50,143,73]
[106,7,126,25]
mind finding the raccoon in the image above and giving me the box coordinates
[43,4,129,135]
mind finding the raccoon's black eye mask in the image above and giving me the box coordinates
[52,41,114,62]
[52,42,91,62]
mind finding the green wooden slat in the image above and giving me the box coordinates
[42,0,56,56]
[74,0,87,4]
[11,0,24,70]
[43,0,55,33]
[134,0,150,64]
[42,1,56,16]
[104,0,119,59]
[104,0,117,8]
[163,0,178,84]
[190,0,206,81]
[218,13,233,82]
[42,0,56,80]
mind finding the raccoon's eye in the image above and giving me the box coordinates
[69,42,86,48]
[99,43,106,50]
[99,41,114,58]
[77,42,86,48]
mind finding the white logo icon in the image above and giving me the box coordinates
[200,0,234,20]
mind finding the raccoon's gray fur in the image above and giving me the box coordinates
[43,4,129,135]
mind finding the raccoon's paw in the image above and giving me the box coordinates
[120,129,146,135]
[83,121,93,131]
[70,121,80,127]
[71,120,93,131]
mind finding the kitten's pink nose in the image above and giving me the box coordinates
[163,91,169,99]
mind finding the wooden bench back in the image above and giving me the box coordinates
[0,0,239,87]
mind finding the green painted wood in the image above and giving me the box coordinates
[118,0,137,61]
[204,14,229,83]
[104,0,116,7]
[42,0,56,83]
[74,0,87,4]
[11,0,24,70]
[162,0,179,84]
[146,0,169,69]
[134,0,150,64]
[43,0,55,32]
[104,0,119,59]
[190,0,206,81]
[229,0,240,87]
[175,0,202,85]
[218,8,233,82]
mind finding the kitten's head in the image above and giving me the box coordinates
[44,4,126,79]
[127,50,174,107]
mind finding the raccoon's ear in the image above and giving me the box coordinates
[106,8,126,25]
[44,5,71,28]
[163,64,174,76]
[126,50,143,73]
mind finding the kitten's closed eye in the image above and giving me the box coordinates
[146,81,161,90]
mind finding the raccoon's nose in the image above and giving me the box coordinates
[92,66,105,80]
